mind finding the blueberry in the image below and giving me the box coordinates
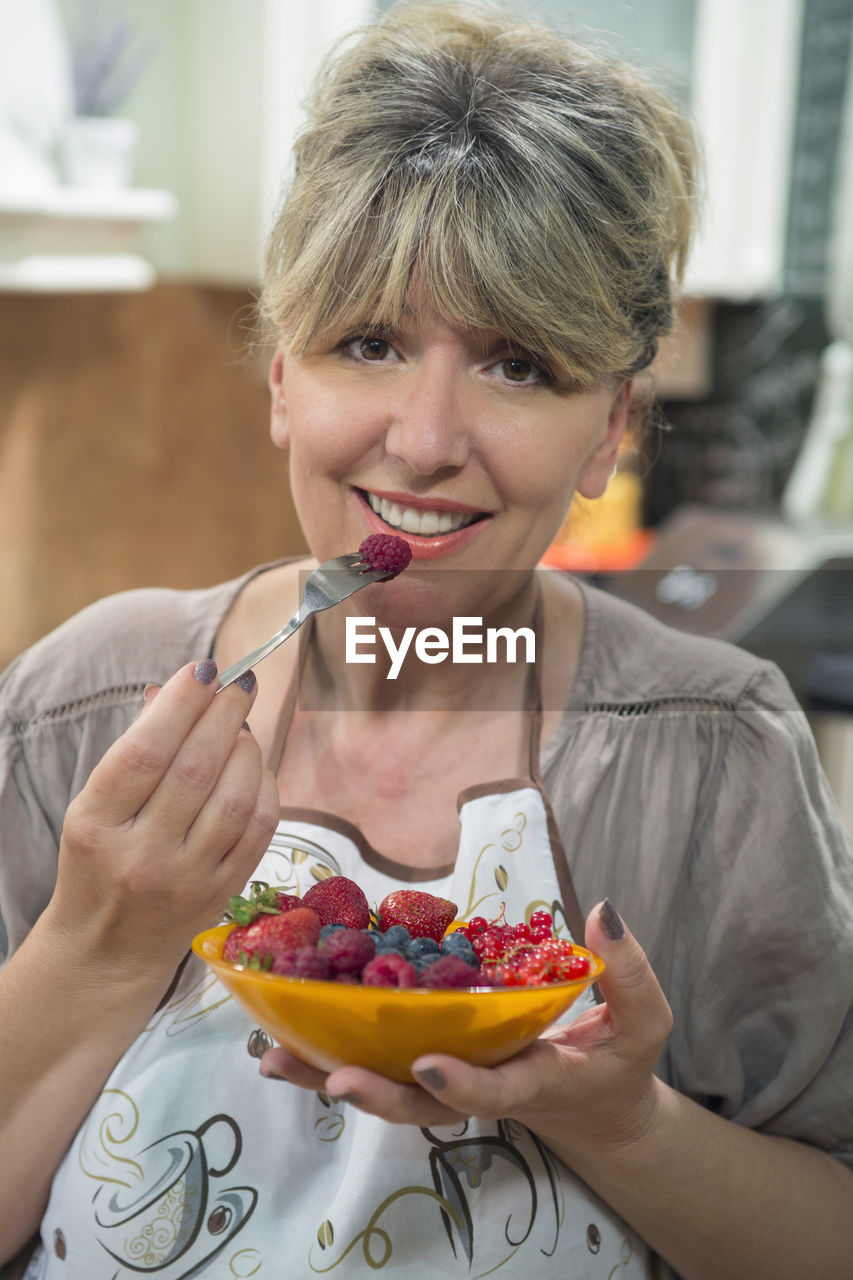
[319,923,347,939]
[441,933,474,956]
[407,936,440,957]
[382,926,411,946]
[374,935,406,956]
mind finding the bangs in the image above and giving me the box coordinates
[264,154,635,388]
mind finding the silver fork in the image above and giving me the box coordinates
[216,553,391,691]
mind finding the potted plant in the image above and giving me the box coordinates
[59,1,153,189]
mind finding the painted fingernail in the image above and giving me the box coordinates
[599,898,625,941]
[413,1067,446,1091]
[233,670,257,694]
[193,658,218,685]
[259,1064,288,1081]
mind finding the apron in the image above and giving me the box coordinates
[31,614,653,1280]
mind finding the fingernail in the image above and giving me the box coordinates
[142,683,159,705]
[233,670,257,694]
[259,1064,288,1081]
[413,1067,446,1091]
[599,898,625,941]
[193,658,218,685]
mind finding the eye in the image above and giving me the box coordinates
[489,353,551,386]
[502,357,537,383]
[342,335,399,363]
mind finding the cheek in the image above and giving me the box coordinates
[494,418,597,510]
[286,385,371,478]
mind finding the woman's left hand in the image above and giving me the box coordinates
[259,900,673,1163]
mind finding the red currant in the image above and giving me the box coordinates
[468,916,488,936]
[528,909,553,933]
[480,938,504,963]
[561,954,591,979]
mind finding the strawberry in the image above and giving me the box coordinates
[223,907,320,967]
[224,881,301,925]
[301,875,371,930]
[377,890,458,943]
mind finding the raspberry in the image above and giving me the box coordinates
[417,955,478,988]
[358,534,412,579]
[320,928,376,976]
[271,947,332,980]
[361,953,417,988]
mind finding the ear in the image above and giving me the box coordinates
[575,380,632,501]
[268,345,289,449]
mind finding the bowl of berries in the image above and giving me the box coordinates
[192,877,604,1083]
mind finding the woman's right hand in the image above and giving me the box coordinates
[46,659,280,982]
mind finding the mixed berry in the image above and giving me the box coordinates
[221,878,594,990]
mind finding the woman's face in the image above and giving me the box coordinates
[269,297,628,616]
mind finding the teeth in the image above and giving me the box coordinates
[366,492,476,536]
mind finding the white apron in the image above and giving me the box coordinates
[31,627,653,1279]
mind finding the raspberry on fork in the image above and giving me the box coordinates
[358,534,412,579]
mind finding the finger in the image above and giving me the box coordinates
[140,683,160,710]
[323,1065,466,1127]
[259,1047,329,1093]
[410,1038,561,1121]
[86,661,225,821]
[583,900,672,1052]
[141,671,259,830]
[190,751,280,893]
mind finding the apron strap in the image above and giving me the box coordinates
[527,578,598,988]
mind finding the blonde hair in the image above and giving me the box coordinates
[260,0,699,387]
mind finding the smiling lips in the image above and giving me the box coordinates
[358,488,490,559]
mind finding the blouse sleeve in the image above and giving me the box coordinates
[666,660,853,1164]
[0,657,66,965]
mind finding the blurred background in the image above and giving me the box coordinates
[1,0,851,829]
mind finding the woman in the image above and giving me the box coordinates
[1,3,851,1277]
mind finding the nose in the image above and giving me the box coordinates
[383,359,472,476]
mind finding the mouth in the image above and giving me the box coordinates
[361,489,488,538]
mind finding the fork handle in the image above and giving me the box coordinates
[216,604,311,691]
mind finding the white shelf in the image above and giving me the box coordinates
[0,253,156,292]
[0,185,178,292]
[0,185,177,221]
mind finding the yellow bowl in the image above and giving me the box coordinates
[192,924,604,1083]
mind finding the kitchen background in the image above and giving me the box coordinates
[1,0,852,830]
